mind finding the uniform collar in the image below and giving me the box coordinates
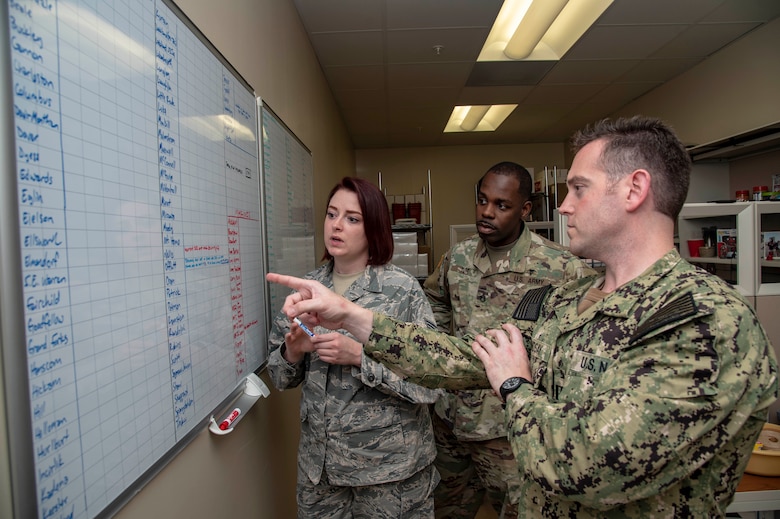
[555,249,684,327]
[473,222,531,274]
[326,260,384,299]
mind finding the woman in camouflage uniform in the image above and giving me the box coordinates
[268,177,440,518]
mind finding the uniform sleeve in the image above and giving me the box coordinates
[355,354,441,403]
[266,307,306,390]
[423,252,453,333]
[365,313,490,390]
[505,295,778,510]
[355,273,444,402]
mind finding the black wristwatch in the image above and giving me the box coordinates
[499,376,531,403]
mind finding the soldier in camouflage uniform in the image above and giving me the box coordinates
[267,117,779,518]
[424,162,594,519]
[267,177,440,519]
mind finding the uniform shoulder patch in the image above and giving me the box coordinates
[512,284,553,321]
[630,292,696,343]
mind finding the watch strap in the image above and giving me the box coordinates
[500,376,531,402]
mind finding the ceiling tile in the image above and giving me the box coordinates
[503,103,579,132]
[541,60,639,84]
[293,0,383,32]
[388,63,474,88]
[524,84,605,105]
[703,0,780,22]
[333,88,387,110]
[597,0,725,24]
[617,58,702,82]
[466,62,557,87]
[310,31,383,66]
[653,22,762,58]
[386,0,502,29]
[388,106,452,133]
[324,65,385,91]
[587,81,662,105]
[388,88,460,109]
[457,85,535,105]
[386,28,489,63]
[567,25,689,60]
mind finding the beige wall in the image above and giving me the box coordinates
[616,17,780,147]
[728,149,780,196]
[357,143,566,266]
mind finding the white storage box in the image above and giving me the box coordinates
[393,232,417,243]
[395,242,418,255]
[392,253,417,267]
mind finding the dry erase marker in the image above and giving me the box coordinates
[293,317,315,337]
[219,408,241,430]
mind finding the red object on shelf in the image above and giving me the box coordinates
[754,185,769,200]
[392,203,406,222]
[407,202,422,223]
[687,239,705,257]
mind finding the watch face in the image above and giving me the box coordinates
[501,377,523,391]
[500,376,526,402]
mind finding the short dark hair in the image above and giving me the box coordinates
[322,177,394,265]
[570,116,691,219]
[477,161,533,201]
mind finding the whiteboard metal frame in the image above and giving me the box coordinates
[0,0,37,516]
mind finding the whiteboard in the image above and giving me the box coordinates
[1,1,268,518]
[259,102,316,316]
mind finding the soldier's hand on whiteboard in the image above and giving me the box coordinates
[282,324,315,363]
[266,272,374,343]
[471,323,532,396]
[311,333,362,367]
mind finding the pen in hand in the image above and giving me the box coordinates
[293,317,316,337]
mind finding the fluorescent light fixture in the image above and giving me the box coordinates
[460,105,491,131]
[478,0,613,62]
[444,105,517,133]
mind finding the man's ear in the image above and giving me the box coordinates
[625,169,651,212]
[521,200,533,218]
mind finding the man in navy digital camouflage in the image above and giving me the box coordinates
[425,161,593,518]
[268,116,778,518]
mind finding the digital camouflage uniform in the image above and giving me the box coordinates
[423,225,594,518]
[364,250,778,518]
[268,261,441,519]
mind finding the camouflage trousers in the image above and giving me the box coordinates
[296,462,439,519]
[432,414,520,519]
